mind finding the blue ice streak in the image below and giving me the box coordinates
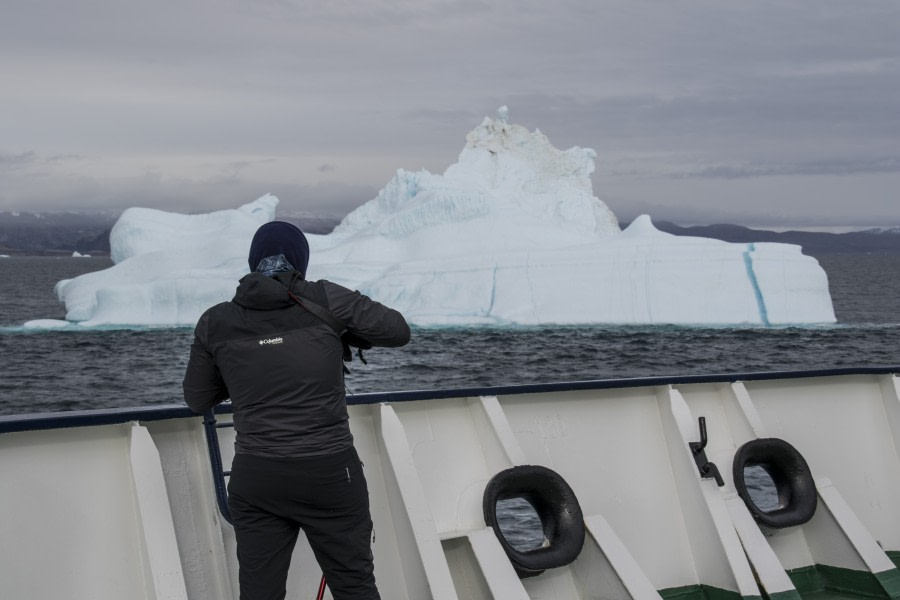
[743,243,770,326]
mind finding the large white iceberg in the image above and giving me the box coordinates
[52,196,277,327]
[46,108,835,328]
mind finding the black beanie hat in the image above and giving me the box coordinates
[248,221,310,277]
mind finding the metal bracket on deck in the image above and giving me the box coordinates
[689,417,725,487]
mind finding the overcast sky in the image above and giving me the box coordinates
[2,0,898,228]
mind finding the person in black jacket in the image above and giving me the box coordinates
[183,221,410,600]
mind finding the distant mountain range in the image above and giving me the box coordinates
[1,210,898,256]
[0,211,118,255]
[0,211,343,255]
[647,221,900,255]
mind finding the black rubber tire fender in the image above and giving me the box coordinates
[732,438,817,528]
[482,465,585,578]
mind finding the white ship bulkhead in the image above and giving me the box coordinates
[2,368,900,600]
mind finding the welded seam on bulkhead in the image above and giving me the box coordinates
[743,243,770,326]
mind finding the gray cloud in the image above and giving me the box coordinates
[676,158,900,180]
[1,0,899,227]
[0,152,38,168]
[0,168,375,217]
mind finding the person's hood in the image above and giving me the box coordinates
[233,272,297,310]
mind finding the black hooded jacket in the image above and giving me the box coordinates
[183,272,410,457]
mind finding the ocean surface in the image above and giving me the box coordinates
[1,253,900,417]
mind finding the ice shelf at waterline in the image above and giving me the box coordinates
[46,108,835,328]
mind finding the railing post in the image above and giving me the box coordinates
[202,409,233,525]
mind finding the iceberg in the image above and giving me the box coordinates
[45,108,835,328]
[50,196,277,327]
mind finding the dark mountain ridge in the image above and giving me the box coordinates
[646,221,900,255]
[1,210,898,255]
[0,211,342,255]
[0,211,118,255]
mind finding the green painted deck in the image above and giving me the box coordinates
[658,555,900,600]
[788,562,900,600]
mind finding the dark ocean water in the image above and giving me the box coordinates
[1,253,899,417]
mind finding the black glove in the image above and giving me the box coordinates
[341,332,372,364]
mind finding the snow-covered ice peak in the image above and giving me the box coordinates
[453,106,599,193]
[622,214,673,237]
[332,107,619,240]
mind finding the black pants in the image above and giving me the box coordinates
[228,448,380,600]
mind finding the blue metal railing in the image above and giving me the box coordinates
[202,409,234,525]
